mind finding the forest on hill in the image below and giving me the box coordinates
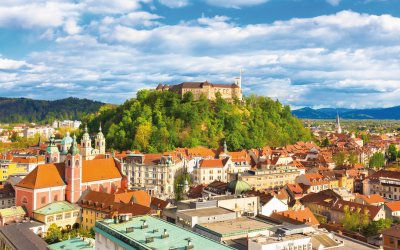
[0,97,105,124]
[86,90,312,152]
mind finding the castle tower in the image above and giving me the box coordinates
[336,113,342,134]
[65,135,82,203]
[95,124,106,155]
[80,125,92,160]
[45,134,60,163]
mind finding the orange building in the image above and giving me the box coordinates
[15,135,123,216]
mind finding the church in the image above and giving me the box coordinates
[15,127,124,216]
[156,76,243,101]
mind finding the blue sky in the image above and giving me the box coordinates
[0,0,400,108]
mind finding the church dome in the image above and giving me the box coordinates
[228,174,251,195]
[61,132,73,145]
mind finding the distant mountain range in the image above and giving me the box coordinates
[0,97,105,123]
[292,106,400,120]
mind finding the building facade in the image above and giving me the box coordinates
[156,78,242,101]
[123,153,185,196]
[15,135,123,216]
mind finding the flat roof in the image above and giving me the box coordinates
[195,217,274,237]
[48,237,95,250]
[177,207,234,217]
[94,215,234,250]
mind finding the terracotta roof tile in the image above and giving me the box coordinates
[271,208,319,226]
[386,201,400,212]
[16,163,66,189]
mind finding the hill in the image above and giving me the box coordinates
[292,106,400,120]
[0,97,105,123]
[87,90,312,152]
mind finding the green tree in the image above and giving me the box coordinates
[45,223,62,244]
[362,218,392,236]
[347,151,359,165]
[321,137,330,147]
[333,152,347,166]
[369,152,385,168]
[174,172,191,201]
[387,144,398,162]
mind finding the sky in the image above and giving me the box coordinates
[0,0,400,109]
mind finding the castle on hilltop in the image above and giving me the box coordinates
[156,75,243,101]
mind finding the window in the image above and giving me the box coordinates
[41,196,46,204]
[56,214,62,220]
[54,195,58,202]
[47,216,54,222]
[390,237,394,244]
[65,213,71,219]
[22,197,28,204]
[73,212,79,217]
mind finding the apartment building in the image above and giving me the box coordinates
[236,166,300,191]
[123,153,185,196]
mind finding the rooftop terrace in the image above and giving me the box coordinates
[195,217,274,237]
[94,215,234,250]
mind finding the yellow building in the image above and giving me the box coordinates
[0,162,27,182]
[338,175,354,192]
[33,201,80,232]
[233,166,300,191]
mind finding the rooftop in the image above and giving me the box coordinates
[177,207,234,217]
[48,237,95,250]
[0,221,47,250]
[94,215,233,250]
[33,201,79,216]
[0,206,26,218]
[195,217,273,237]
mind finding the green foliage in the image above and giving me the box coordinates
[342,206,392,237]
[89,90,312,152]
[347,151,359,165]
[387,144,398,162]
[342,205,370,232]
[361,134,371,144]
[0,97,105,123]
[45,223,62,244]
[362,218,392,237]
[174,173,191,201]
[369,152,385,168]
[333,152,347,166]
[321,137,330,147]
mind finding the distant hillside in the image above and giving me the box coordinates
[87,90,312,152]
[292,106,400,119]
[0,97,105,123]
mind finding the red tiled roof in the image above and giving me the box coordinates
[271,208,319,226]
[386,201,400,212]
[199,159,226,168]
[16,158,122,189]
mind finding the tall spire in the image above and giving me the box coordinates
[336,111,342,134]
[68,134,80,155]
[224,140,228,154]
[99,122,102,133]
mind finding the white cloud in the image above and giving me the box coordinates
[205,0,269,8]
[0,57,27,70]
[158,0,189,8]
[0,2,81,28]
[64,19,82,34]
[1,9,400,108]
